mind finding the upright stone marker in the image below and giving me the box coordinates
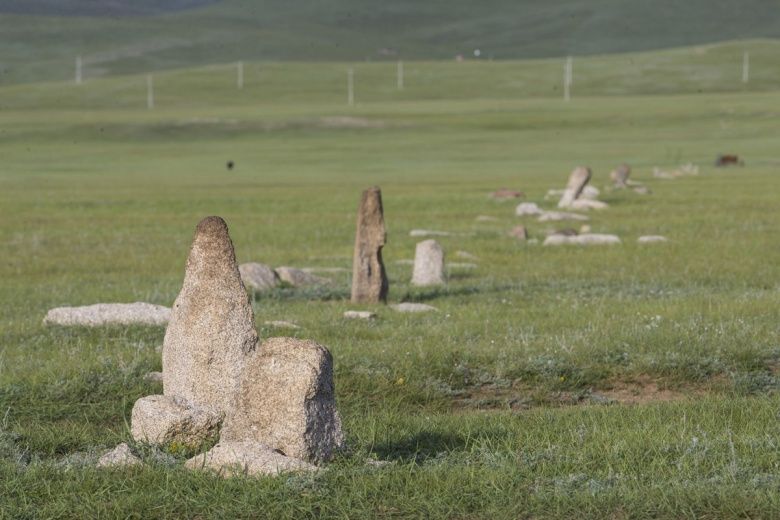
[558,166,592,208]
[162,216,258,415]
[610,163,631,188]
[351,186,388,303]
[411,239,445,286]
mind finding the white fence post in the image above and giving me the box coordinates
[75,56,82,85]
[147,74,154,109]
[397,60,404,90]
[563,56,572,101]
[742,51,750,84]
[237,61,244,89]
[347,67,355,106]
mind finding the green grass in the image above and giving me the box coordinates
[2,42,780,518]
[2,0,780,84]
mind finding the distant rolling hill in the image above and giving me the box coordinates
[1,0,779,84]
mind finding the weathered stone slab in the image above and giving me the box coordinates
[351,186,388,304]
[43,303,170,327]
[537,211,590,222]
[185,441,317,478]
[238,263,280,292]
[610,163,631,187]
[391,302,438,313]
[569,199,608,210]
[515,202,543,217]
[131,395,222,448]
[263,320,300,329]
[221,338,345,464]
[162,216,258,415]
[96,443,142,468]
[344,311,376,320]
[558,166,592,208]
[409,229,451,237]
[543,233,621,246]
[637,235,669,243]
[411,239,445,286]
[275,266,331,287]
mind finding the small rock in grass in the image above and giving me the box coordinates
[391,303,438,313]
[43,302,170,327]
[543,233,621,246]
[537,211,590,222]
[238,263,280,292]
[275,266,331,287]
[131,395,222,448]
[509,225,528,240]
[637,235,669,243]
[515,202,543,217]
[185,441,317,478]
[344,311,377,320]
[263,320,300,329]
[569,199,608,210]
[97,443,142,468]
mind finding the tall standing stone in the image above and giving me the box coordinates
[558,166,592,208]
[411,239,445,286]
[610,163,631,188]
[162,216,258,415]
[350,186,388,303]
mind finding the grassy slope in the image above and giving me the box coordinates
[1,44,780,517]
[2,0,780,84]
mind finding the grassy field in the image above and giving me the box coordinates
[2,0,780,84]
[2,41,780,518]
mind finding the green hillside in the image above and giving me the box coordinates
[1,0,780,84]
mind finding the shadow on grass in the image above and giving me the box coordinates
[372,431,467,463]
[397,283,517,303]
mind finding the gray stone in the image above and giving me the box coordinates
[351,186,388,304]
[579,185,601,200]
[162,216,258,416]
[43,302,170,327]
[263,320,300,329]
[221,338,345,464]
[515,202,543,217]
[96,443,142,468]
[185,441,317,478]
[637,235,669,243]
[610,163,631,187]
[131,395,222,448]
[543,233,621,246]
[569,199,608,210]
[390,302,438,313]
[537,211,590,222]
[275,266,331,287]
[238,263,280,292]
[558,166,592,208]
[411,239,445,286]
[344,311,376,320]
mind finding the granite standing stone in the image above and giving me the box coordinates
[411,239,445,286]
[558,166,592,208]
[610,163,631,187]
[350,186,388,303]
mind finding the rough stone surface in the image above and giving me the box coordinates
[391,302,438,313]
[351,186,388,304]
[43,302,170,327]
[579,185,601,200]
[238,263,280,292]
[409,229,451,237]
[537,211,590,222]
[162,216,258,416]
[96,443,142,468]
[610,163,631,187]
[638,235,669,243]
[509,225,528,240]
[515,202,543,217]
[221,338,345,464]
[411,239,445,286]
[543,233,621,246]
[344,311,376,320]
[275,266,331,287]
[569,199,608,210]
[185,441,317,478]
[558,166,592,208]
[131,395,222,447]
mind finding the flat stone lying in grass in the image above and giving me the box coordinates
[543,233,621,246]
[97,443,141,468]
[344,311,376,320]
[579,185,600,200]
[302,267,349,273]
[409,229,451,237]
[515,202,543,217]
[537,211,590,222]
[391,303,438,313]
[412,239,445,286]
[275,266,331,287]
[638,235,669,243]
[263,320,300,329]
[238,263,279,292]
[221,338,345,463]
[131,395,222,448]
[43,302,170,327]
[569,199,608,210]
[185,441,317,477]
